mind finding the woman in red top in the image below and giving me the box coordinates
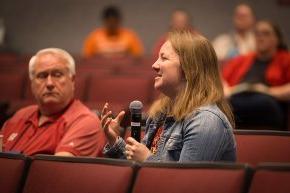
[223,20,290,130]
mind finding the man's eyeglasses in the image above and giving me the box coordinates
[33,68,70,82]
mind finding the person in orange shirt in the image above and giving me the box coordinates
[83,6,144,58]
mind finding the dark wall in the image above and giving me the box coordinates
[0,0,289,54]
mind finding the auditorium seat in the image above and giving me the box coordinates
[115,61,153,76]
[22,155,136,193]
[85,101,125,116]
[248,163,290,193]
[0,153,29,193]
[140,56,156,67]
[132,162,251,193]
[79,56,136,74]
[0,72,25,101]
[88,75,153,109]
[74,73,90,101]
[234,130,290,166]
[0,63,27,74]
[0,53,20,65]
[7,100,35,115]
[77,63,112,76]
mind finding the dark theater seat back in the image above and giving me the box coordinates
[0,153,29,193]
[132,162,250,193]
[249,163,290,193]
[22,155,136,193]
[234,130,290,166]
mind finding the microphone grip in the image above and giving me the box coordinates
[131,113,141,142]
[131,126,141,142]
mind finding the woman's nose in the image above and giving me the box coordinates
[152,59,160,71]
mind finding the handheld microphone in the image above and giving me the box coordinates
[129,100,143,142]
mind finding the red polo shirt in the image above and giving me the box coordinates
[1,100,106,157]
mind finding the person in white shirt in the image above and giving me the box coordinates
[212,3,256,64]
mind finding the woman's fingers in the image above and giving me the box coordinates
[103,118,118,145]
[103,118,112,134]
[126,137,138,145]
[125,149,133,160]
[125,138,151,162]
[100,111,112,127]
[125,150,133,156]
[125,140,138,160]
[101,102,108,118]
[125,144,135,152]
[126,154,132,160]
[115,111,125,124]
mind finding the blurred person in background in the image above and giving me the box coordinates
[152,9,199,58]
[83,5,144,58]
[0,48,105,156]
[223,20,290,130]
[212,3,256,64]
[0,18,5,50]
[101,30,236,162]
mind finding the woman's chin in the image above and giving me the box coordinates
[154,83,162,91]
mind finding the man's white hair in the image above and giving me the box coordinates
[28,48,76,80]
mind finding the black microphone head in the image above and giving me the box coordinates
[129,100,143,114]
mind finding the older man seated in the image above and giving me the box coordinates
[0,48,105,156]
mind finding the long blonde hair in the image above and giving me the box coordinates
[148,30,234,127]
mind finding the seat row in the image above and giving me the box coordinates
[0,65,157,116]
[1,54,290,130]
[122,129,290,167]
[1,152,290,193]
[1,129,290,193]
[0,53,155,66]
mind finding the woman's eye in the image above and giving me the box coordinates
[161,56,167,61]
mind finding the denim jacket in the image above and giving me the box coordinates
[103,104,236,162]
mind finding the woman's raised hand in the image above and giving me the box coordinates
[100,103,125,146]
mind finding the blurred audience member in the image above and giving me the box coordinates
[0,102,10,128]
[0,48,105,156]
[213,3,256,63]
[0,18,7,52]
[83,5,144,58]
[152,9,199,58]
[223,20,290,130]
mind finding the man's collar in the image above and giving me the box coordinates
[25,99,76,128]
